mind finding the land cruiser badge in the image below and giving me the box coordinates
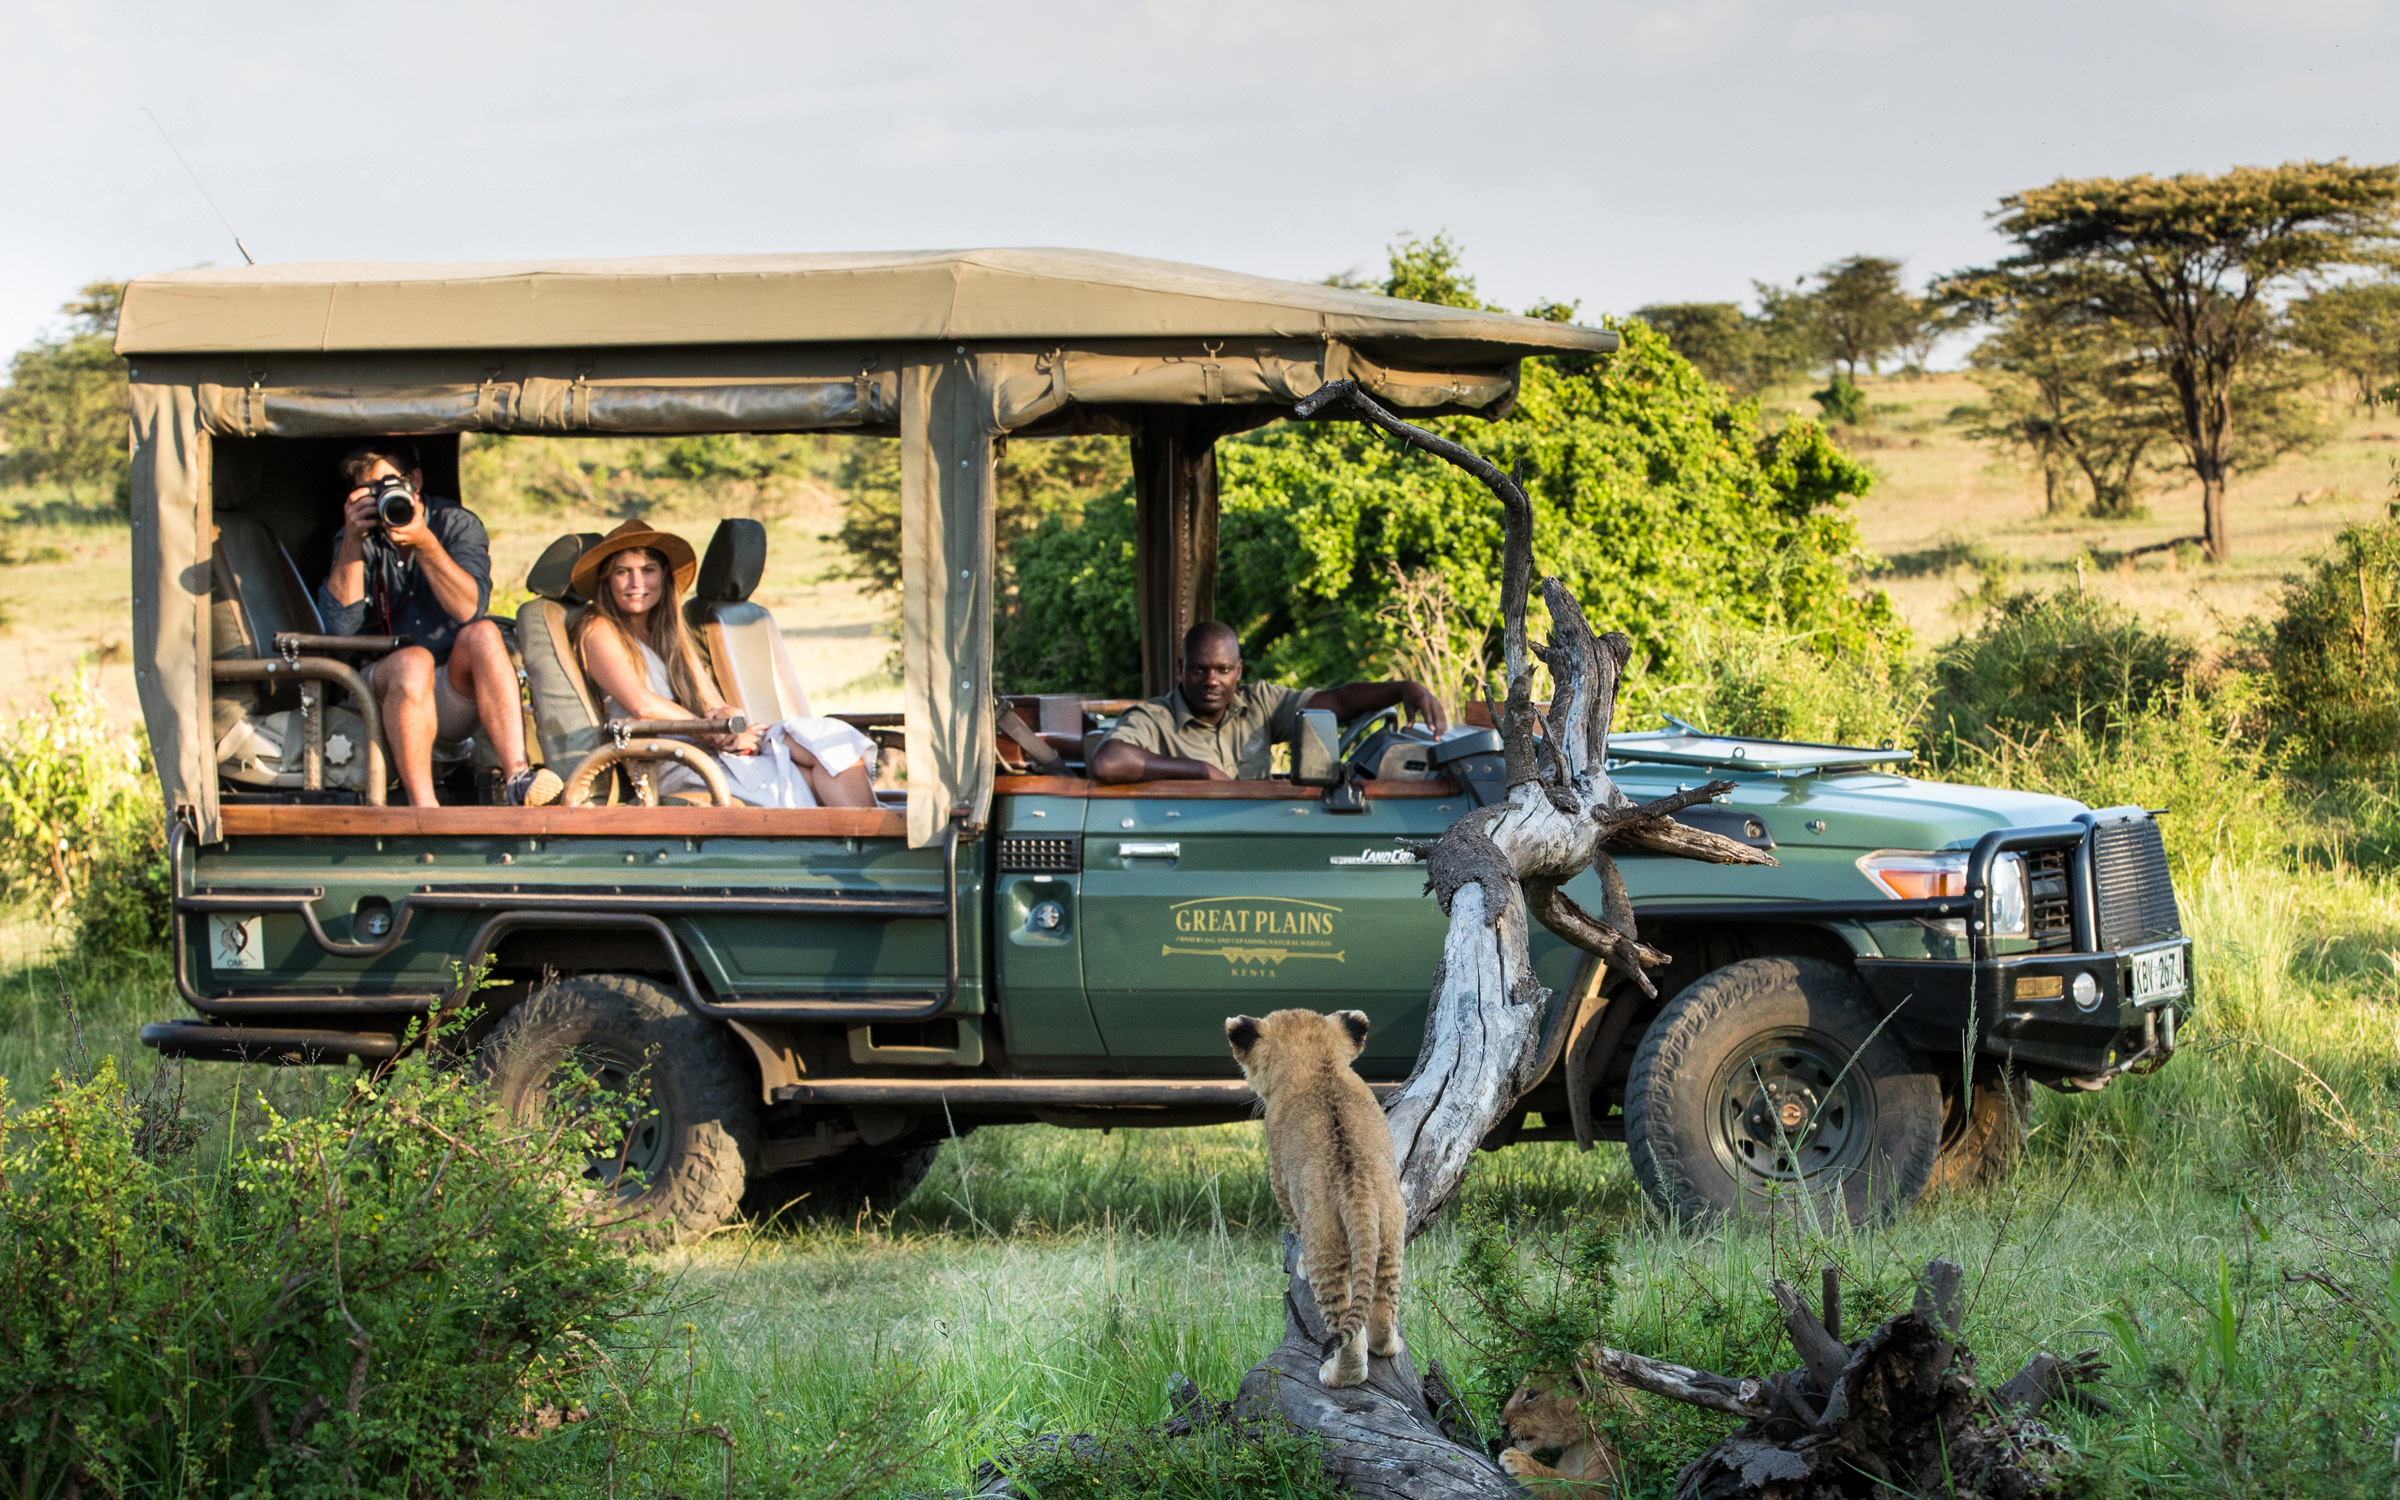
[1329,847,1420,866]
[1162,897,1344,977]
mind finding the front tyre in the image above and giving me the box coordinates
[476,974,757,1249]
[1624,957,1940,1225]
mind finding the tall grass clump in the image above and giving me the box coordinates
[0,674,169,955]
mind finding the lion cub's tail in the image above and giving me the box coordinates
[1324,1180,1383,1359]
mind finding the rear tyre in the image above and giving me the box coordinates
[744,1143,941,1225]
[476,974,756,1249]
[1926,1072,2034,1195]
[1624,956,1941,1225]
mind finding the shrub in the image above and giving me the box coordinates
[1620,624,1926,747]
[0,675,168,950]
[1812,377,1866,425]
[0,1042,649,1497]
[1927,586,2195,753]
[2250,507,2400,766]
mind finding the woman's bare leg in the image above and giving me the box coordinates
[807,762,876,808]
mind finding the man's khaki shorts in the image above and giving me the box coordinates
[433,665,480,758]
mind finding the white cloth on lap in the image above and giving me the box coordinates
[603,640,873,808]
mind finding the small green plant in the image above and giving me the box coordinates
[991,1427,1346,1500]
[1438,1196,1621,1426]
[1812,378,1867,426]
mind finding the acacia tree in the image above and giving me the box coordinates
[1965,162,2400,561]
[1810,255,1914,381]
[1948,267,2168,517]
[0,282,128,509]
[2290,278,2400,415]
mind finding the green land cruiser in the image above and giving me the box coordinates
[119,250,2190,1237]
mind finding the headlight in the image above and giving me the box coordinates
[1988,853,2028,938]
[1857,850,1967,901]
[1858,849,2027,937]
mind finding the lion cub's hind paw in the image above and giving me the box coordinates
[1318,1339,1370,1388]
[1370,1327,1405,1358]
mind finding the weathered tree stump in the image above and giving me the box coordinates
[1229,382,1772,1497]
[1597,1258,2102,1499]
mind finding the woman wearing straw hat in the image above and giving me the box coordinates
[566,521,877,809]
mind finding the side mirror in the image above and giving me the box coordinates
[1291,709,1342,786]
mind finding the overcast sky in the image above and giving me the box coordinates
[5,0,2396,357]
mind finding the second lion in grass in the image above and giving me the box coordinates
[1225,1008,1405,1388]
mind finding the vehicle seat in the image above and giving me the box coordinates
[208,515,375,793]
[515,532,612,779]
[684,519,813,724]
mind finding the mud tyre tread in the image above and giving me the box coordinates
[1623,956,1940,1225]
[476,973,756,1250]
[1927,1072,2034,1196]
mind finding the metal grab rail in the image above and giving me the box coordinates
[560,738,734,807]
[212,657,388,806]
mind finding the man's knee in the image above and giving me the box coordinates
[376,645,437,699]
[449,619,508,681]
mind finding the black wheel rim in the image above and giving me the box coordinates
[550,1045,671,1195]
[1706,1028,1875,1192]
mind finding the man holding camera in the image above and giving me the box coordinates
[315,442,555,807]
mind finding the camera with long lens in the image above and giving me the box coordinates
[369,475,417,529]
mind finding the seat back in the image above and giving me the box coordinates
[211,515,325,661]
[516,532,611,774]
[684,518,812,723]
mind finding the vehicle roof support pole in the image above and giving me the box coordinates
[1133,408,1252,696]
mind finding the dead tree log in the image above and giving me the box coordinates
[1232,381,1773,1498]
[1596,1258,2102,1499]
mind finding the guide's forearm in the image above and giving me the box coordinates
[325,533,366,608]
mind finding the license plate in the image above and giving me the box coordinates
[2131,945,2186,1006]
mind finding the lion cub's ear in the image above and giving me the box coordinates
[1335,1010,1370,1052]
[1225,1015,1263,1058]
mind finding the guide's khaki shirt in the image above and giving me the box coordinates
[1103,682,1315,780]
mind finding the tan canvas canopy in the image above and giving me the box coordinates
[119,248,1617,847]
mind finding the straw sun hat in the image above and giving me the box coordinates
[570,519,699,603]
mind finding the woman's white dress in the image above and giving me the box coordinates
[604,640,874,809]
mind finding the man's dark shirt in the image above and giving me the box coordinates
[313,496,493,664]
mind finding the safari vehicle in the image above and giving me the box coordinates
[119,250,2190,1236]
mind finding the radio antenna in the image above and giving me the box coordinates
[140,107,254,265]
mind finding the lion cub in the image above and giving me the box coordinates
[1225,1008,1405,1388]
[1497,1363,1634,1496]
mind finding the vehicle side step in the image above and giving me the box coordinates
[771,1078,1403,1107]
[139,1021,400,1064]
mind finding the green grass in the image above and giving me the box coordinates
[10,804,2400,1496]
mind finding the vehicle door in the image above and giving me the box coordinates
[1077,781,1465,1078]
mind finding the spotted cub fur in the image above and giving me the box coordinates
[1496,1362,1634,1496]
[1225,1008,1405,1388]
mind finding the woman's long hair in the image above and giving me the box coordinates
[573,546,712,712]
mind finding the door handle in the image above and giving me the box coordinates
[1119,841,1182,858]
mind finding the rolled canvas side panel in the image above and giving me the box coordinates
[127,380,215,841]
[899,356,996,849]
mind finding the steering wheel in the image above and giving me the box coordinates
[1337,705,1404,765]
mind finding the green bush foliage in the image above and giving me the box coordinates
[2251,508,2400,766]
[1620,624,1925,746]
[0,675,169,950]
[989,1428,1345,1500]
[1003,317,1894,697]
[1927,586,2196,753]
[0,1042,648,1497]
